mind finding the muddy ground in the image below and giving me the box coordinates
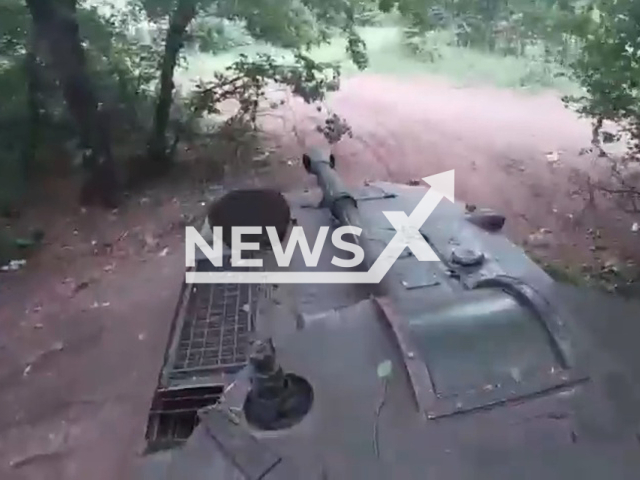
[1,74,639,480]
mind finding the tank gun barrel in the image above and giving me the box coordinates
[302,148,355,223]
[302,148,376,271]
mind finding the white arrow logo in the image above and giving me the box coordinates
[186,170,454,284]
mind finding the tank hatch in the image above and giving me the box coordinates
[409,288,558,396]
[376,276,587,419]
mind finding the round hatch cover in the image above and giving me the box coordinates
[451,247,485,266]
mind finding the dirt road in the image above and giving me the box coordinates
[267,75,638,267]
[1,74,638,479]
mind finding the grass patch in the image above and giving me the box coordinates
[540,260,586,286]
[526,248,640,298]
[526,250,586,286]
[177,27,580,95]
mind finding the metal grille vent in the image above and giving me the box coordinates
[170,282,256,380]
[145,385,222,453]
[146,257,263,451]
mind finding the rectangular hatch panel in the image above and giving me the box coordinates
[163,258,261,385]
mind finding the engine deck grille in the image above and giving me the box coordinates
[147,257,263,451]
[172,282,254,377]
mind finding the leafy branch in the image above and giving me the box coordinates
[189,52,341,126]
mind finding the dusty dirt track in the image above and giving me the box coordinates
[1,74,639,480]
[267,75,638,267]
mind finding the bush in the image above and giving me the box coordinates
[563,1,640,209]
[567,2,640,142]
[190,17,254,54]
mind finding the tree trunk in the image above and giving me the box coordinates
[25,0,120,208]
[148,0,197,165]
[23,32,42,180]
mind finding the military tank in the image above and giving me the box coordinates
[139,148,640,479]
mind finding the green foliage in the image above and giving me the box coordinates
[0,0,385,209]
[0,0,31,208]
[0,0,30,117]
[190,17,253,53]
[189,52,340,124]
[0,0,30,58]
[0,64,28,209]
[140,0,181,20]
[346,27,369,69]
[138,0,374,65]
[0,0,161,209]
[564,0,640,206]
[140,0,374,166]
[388,0,588,60]
[568,1,640,123]
[215,0,324,48]
[205,0,374,66]
[80,5,161,131]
